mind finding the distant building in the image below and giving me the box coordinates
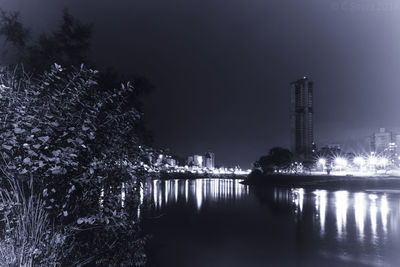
[187,152,215,169]
[187,156,194,166]
[204,152,215,169]
[290,77,314,159]
[395,134,400,155]
[193,155,204,168]
[156,154,177,167]
[371,128,392,153]
[156,154,164,166]
[166,158,177,167]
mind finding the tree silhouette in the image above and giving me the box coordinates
[257,147,293,174]
[0,8,91,73]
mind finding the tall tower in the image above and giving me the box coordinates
[290,77,314,160]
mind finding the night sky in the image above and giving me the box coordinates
[2,0,400,167]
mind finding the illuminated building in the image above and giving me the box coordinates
[395,134,400,155]
[290,77,314,159]
[187,156,194,166]
[371,128,392,153]
[193,155,204,168]
[166,158,177,167]
[205,152,215,169]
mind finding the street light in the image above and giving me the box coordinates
[317,158,326,172]
[318,158,326,166]
[334,157,347,172]
[368,156,377,165]
[378,157,388,170]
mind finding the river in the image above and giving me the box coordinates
[142,178,400,267]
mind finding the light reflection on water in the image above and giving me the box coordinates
[277,187,399,243]
[354,192,366,240]
[314,189,327,236]
[152,179,399,242]
[148,179,400,266]
[152,179,249,210]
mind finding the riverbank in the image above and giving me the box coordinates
[243,172,400,191]
[158,171,246,180]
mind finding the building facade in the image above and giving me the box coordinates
[187,152,215,169]
[371,128,392,154]
[290,77,314,159]
[204,152,215,169]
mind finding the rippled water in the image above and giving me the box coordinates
[143,178,400,267]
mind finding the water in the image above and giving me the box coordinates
[143,178,400,267]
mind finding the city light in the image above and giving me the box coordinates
[353,156,365,166]
[318,158,326,166]
[368,156,378,165]
[378,157,388,166]
[334,157,347,167]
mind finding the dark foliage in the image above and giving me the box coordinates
[0,64,150,266]
[257,147,293,174]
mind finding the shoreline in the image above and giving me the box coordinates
[242,173,400,191]
[158,171,247,180]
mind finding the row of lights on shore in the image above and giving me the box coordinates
[318,155,389,169]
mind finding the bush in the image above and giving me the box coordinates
[0,64,150,266]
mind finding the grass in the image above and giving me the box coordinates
[0,177,65,266]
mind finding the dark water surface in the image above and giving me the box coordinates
[143,178,400,267]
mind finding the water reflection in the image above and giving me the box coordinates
[354,192,366,240]
[381,195,389,233]
[335,190,348,239]
[291,188,304,213]
[151,179,249,210]
[369,194,378,239]
[314,190,327,235]
[146,179,400,267]
[273,187,399,243]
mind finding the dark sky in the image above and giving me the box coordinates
[2,0,400,167]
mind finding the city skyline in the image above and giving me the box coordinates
[2,0,400,167]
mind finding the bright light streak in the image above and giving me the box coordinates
[165,180,170,204]
[369,194,377,238]
[153,180,158,207]
[381,195,389,233]
[196,179,203,210]
[185,180,189,202]
[292,188,305,213]
[318,158,326,166]
[314,190,327,235]
[354,192,366,239]
[335,191,348,239]
[174,179,178,202]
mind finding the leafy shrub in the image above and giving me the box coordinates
[0,64,150,266]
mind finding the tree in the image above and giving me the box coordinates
[257,147,293,174]
[0,8,91,73]
[0,9,29,48]
[0,8,155,146]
